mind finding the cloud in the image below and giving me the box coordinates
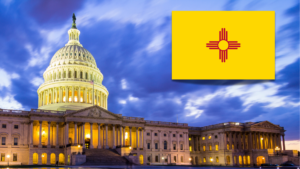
[0,95,23,110]
[30,77,44,87]
[147,34,165,53]
[0,68,19,89]
[121,79,128,89]
[285,140,300,151]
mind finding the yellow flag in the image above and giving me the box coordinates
[172,11,275,80]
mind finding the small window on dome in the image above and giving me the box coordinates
[79,53,81,56]
[74,53,76,56]
[62,54,64,56]
[83,54,85,57]
[70,53,72,56]
[66,53,68,56]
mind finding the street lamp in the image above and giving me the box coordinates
[162,157,164,165]
[275,146,280,155]
[6,155,10,166]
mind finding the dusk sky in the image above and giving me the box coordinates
[0,0,299,150]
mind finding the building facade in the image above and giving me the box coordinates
[0,14,297,166]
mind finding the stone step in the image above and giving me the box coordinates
[81,149,128,166]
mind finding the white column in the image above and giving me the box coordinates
[72,86,74,102]
[66,86,69,103]
[176,131,179,151]
[74,122,78,145]
[30,121,33,147]
[47,122,51,148]
[130,127,132,146]
[90,123,94,148]
[51,88,54,104]
[123,126,126,146]
[105,124,109,149]
[112,125,116,149]
[100,92,103,107]
[158,130,161,150]
[84,88,87,103]
[82,123,85,149]
[136,127,139,149]
[38,121,42,148]
[56,123,59,148]
[120,126,123,147]
[169,131,172,151]
[78,87,81,103]
[59,87,62,103]
[98,123,101,149]
[65,122,69,145]
[140,128,143,149]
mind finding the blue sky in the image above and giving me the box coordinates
[0,0,299,150]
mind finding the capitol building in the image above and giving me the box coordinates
[0,14,298,166]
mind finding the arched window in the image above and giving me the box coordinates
[164,141,167,150]
[59,153,65,165]
[85,72,88,79]
[216,156,219,163]
[75,71,77,78]
[215,144,219,151]
[80,72,83,79]
[203,145,206,151]
[68,71,71,78]
[32,153,38,164]
[209,157,213,163]
[209,145,212,151]
[41,153,47,164]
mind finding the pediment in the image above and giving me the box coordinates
[65,106,121,120]
[251,121,282,130]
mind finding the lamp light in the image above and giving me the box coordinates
[189,157,191,161]
[78,145,81,148]
[129,146,132,149]
[86,134,90,138]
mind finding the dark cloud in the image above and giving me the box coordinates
[0,1,298,143]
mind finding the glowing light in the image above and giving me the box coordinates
[189,157,191,161]
[262,157,264,159]
[189,138,191,141]
[86,134,90,138]
[69,98,71,101]
[75,97,78,102]
[261,138,263,140]
[235,122,240,125]
[129,146,132,149]
[80,98,83,102]
[63,96,66,102]
[42,131,45,135]
[125,132,128,139]
[162,157,164,160]
[6,155,10,158]
[78,145,81,148]
[42,154,44,157]
[210,158,213,161]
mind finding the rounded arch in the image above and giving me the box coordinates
[41,153,47,164]
[50,153,56,164]
[256,156,265,166]
[32,153,38,164]
[139,155,144,165]
[59,153,65,164]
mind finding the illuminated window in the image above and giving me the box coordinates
[215,144,219,151]
[189,137,191,141]
[208,136,211,139]
[227,144,229,150]
[239,155,242,165]
[189,146,192,151]
[209,145,212,151]
[247,155,250,165]
[203,157,206,163]
[216,156,219,163]
[209,157,213,162]
[232,144,234,150]
[203,145,206,151]
[174,156,176,162]
[202,137,205,140]
[13,153,17,161]
[181,156,183,162]
[1,153,5,161]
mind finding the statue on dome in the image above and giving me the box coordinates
[72,13,77,29]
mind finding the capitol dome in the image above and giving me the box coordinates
[37,14,108,111]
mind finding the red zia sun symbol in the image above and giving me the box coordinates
[206,28,241,62]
